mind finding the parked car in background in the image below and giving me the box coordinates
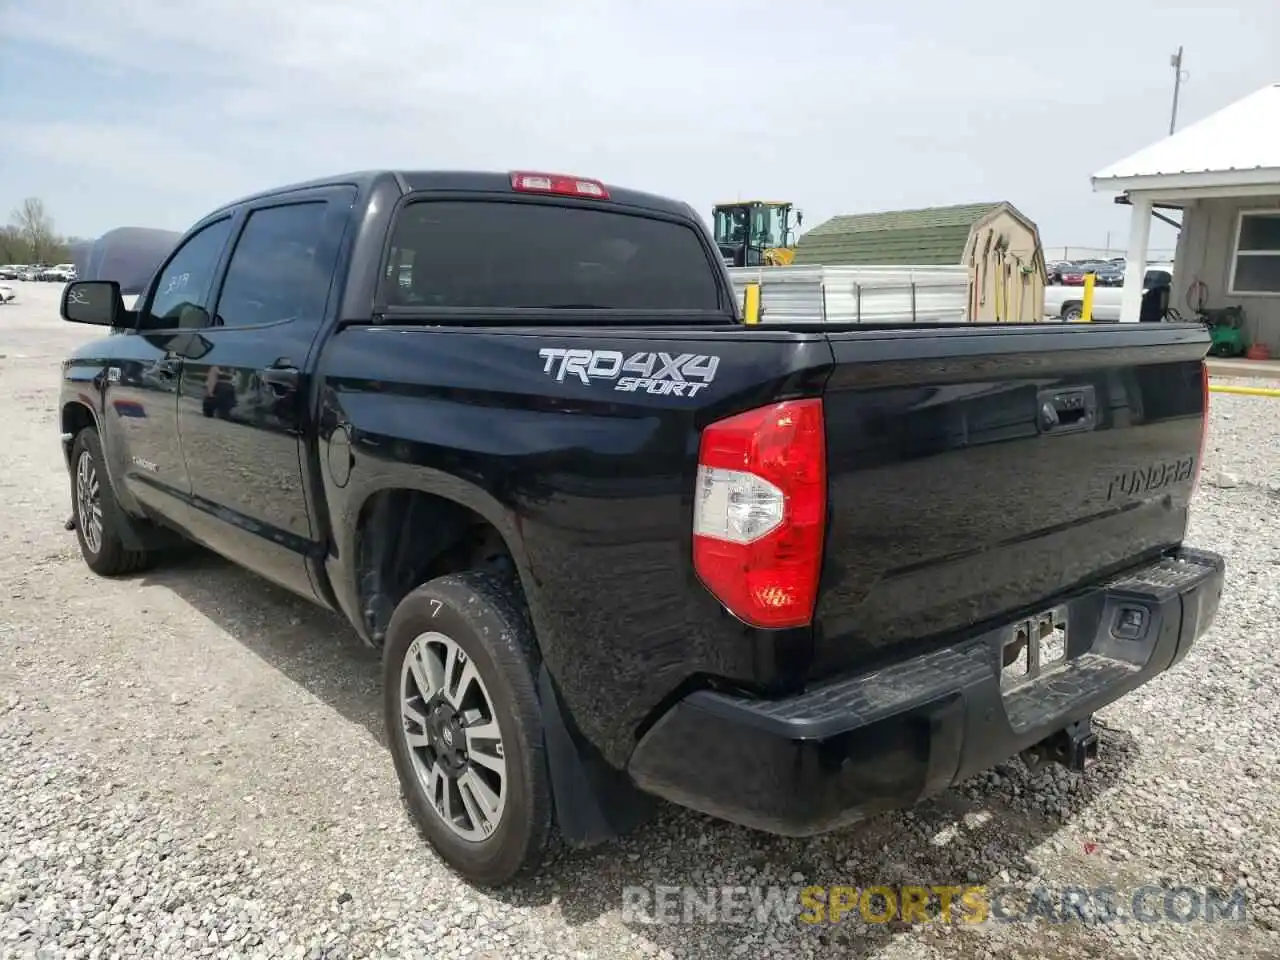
[1059,264,1087,286]
[0,265,22,281]
[1057,260,1111,286]
[1093,262,1125,287]
[1044,262,1174,321]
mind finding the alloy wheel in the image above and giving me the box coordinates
[399,631,508,842]
[75,449,103,555]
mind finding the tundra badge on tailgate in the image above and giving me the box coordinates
[538,348,720,397]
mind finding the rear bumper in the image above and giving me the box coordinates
[628,547,1224,836]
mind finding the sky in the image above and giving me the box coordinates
[1,0,1276,258]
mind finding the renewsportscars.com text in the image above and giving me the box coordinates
[621,884,1249,926]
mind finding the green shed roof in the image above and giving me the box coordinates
[793,202,1005,266]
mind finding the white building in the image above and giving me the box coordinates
[1092,82,1280,355]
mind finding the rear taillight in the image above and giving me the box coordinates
[509,171,610,200]
[692,398,826,629]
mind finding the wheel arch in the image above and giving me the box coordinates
[60,400,98,469]
[334,476,538,650]
[60,397,154,523]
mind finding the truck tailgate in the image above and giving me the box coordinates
[812,323,1209,675]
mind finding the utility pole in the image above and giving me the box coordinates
[1169,46,1188,135]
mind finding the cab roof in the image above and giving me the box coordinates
[208,170,698,221]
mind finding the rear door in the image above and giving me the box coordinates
[175,186,354,602]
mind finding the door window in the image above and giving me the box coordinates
[139,218,233,330]
[214,202,331,328]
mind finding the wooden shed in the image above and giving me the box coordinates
[793,201,1047,322]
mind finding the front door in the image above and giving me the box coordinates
[174,188,353,602]
[107,217,235,521]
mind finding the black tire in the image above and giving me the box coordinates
[1062,303,1083,322]
[383,571,552,886]
[69,428,154,576]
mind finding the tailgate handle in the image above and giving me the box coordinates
[1038,386,1097,435]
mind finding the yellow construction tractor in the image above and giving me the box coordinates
[711,201,802,267]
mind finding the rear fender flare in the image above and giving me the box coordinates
[330,466,541,645]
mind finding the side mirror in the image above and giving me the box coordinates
[61,280,124,327]
[795,209,804,226]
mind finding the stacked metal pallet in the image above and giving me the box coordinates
[727,264,971,324]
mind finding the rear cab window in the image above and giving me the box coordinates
[379,200,727,315]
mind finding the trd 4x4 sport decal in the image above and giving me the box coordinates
[537,350,721,399]
[538,348,720,398]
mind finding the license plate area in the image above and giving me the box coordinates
[1000,606,1069,693]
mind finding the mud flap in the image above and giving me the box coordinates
[537,664,656,847]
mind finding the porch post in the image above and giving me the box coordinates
[1119,195,1153,322]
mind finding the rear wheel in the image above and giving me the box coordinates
[70,428,154,576]
[383,571,552,886]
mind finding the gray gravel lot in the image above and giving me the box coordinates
[2,283,1278,959]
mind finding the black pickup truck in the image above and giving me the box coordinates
[58,170,1224,886]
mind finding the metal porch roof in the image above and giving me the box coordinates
[1092,83,1280,191]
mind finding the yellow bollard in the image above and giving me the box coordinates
[1208,384,1280,397]
[743,282,761,325]
[1080,273,1095,323]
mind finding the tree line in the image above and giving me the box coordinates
[1,198,82,265]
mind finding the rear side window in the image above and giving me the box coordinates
[214,202,331,329]
[381,200,722,311]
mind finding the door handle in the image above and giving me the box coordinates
[1037,385,1097,435]
[261,364,300,392]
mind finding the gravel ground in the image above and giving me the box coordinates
[2,282,1278,960]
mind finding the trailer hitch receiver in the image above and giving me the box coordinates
[1021,717,1099,772]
